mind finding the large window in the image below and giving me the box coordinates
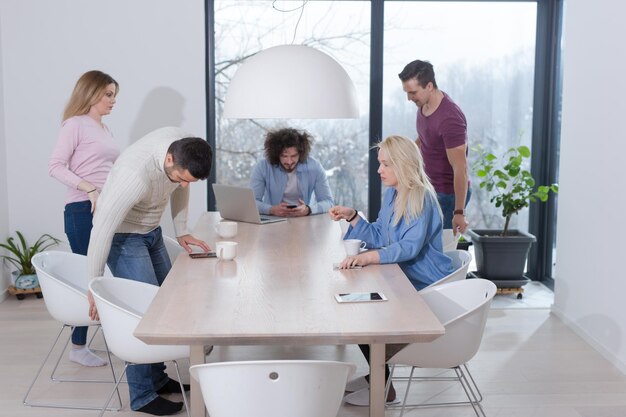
[214,0,371,209]
[208,0,561,282]
[382,1,537,232]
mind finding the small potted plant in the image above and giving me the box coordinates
[467,145,558,284]
[456,235,472,251]
[1,231,60,294]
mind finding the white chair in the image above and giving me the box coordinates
[387,278,497,417]
[190,360,355,417]
[421,249,472,291]
[163,235,184,264]
[89,276,190,417]
[442,229,461,252]
[25,251,120,411]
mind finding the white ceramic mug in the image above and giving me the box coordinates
[344,239,366,256]
[215,221,238,238]
[216,241,238,261]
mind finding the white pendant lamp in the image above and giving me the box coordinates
[223,45,359,119]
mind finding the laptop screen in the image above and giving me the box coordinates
[212,184,286,224]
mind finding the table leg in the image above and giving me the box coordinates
[369,343,385,417]
[190,345,206,417]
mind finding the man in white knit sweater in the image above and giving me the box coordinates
[86,126,212,416]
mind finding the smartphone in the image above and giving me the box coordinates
[333,263,363,270]
[286,204,297,209]
[335,292,387,303]
[189,252,217,259]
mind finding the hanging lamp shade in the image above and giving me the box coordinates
[223,45,359,119]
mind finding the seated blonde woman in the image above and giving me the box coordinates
[329,134,453,406]
[330,134,452,291]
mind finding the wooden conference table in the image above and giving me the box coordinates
[135,212,444,417]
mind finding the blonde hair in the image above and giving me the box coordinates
[63,70,118,121]
[378,135,439,225]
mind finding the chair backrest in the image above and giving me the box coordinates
[421,249,472,291]
[32,251,111,326]
[442,229,461,252]
[163,235,184,264]
[389,278,496,368]
[89,277,188,364]
[189,360,356,417]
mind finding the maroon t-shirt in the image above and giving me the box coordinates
[416,92,467,194]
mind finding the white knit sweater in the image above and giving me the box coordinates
[87,127,195,279]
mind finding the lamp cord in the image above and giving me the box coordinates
[272,0,308,44]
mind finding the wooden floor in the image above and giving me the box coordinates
[2,294,626,417]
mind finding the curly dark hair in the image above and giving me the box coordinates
[264,128,312,166]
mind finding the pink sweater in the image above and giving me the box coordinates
[49,115,120,204]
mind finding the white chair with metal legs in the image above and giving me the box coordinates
[421,249,472,291]
[89,276,190,417]
[190,360,355,417]
[163,235,184,265]
[442,229,461,252]
[25,251,120,411]
[387,278,497,417]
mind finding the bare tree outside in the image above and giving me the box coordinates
[214,0,371,211]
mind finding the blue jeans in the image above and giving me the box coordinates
[106,227,172,410]
[64,201,92,346]
[437,187,472,229]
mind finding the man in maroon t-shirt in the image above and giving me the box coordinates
[398,60,470,234]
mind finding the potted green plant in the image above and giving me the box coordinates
[456,235,472,251]
[1,231,60,292]
[467,145,558,284]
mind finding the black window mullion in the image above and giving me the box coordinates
[368,0,384,221]
[528,0,562,284]
[206,0,217,211]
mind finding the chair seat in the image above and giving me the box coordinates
[421,249,472,291]
[387,279,496,417]
[190,360,356,417]
[442,229,461,252]
[89,276,191,417]
[25,252,120,411]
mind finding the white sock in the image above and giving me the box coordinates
[69,347,107,367]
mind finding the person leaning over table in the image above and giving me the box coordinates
[249,127,334,217]
[48,70,120,368]
[86,127,213,416]
[329,134,453,406]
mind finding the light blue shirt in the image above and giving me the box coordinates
[250,157,334,215]
[345,188,453,290]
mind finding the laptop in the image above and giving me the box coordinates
[212,184,287,225]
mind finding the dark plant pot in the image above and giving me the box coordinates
[466,229,536,280]
[456,240,472,251]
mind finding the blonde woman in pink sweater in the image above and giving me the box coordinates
[48,70,120,367]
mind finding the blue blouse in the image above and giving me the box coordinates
[345,188,453,290]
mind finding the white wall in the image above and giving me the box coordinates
[0,16,9,298]
[0,0,207,293]
[553,0,626,372]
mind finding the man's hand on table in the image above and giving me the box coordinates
[177,234,211,253]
